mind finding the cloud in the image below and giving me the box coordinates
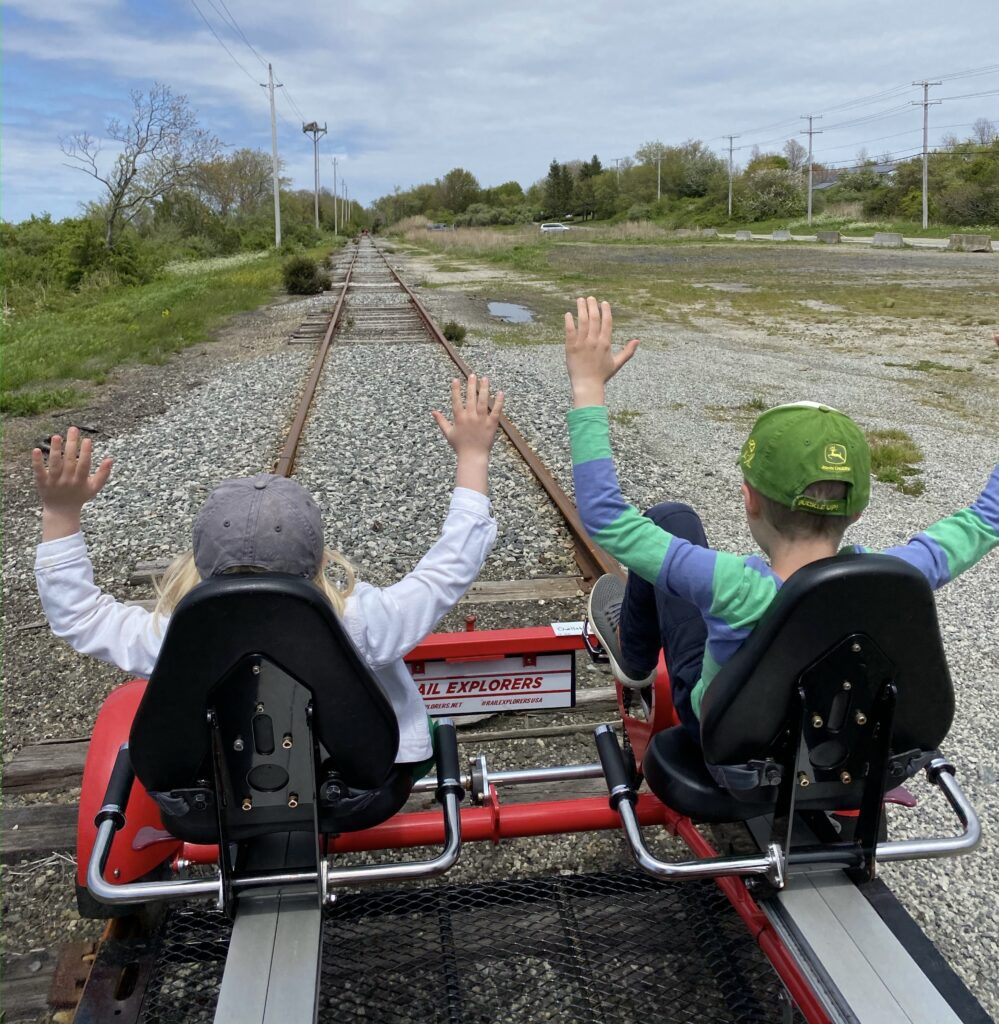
[3,0,997,222]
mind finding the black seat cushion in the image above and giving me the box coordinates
[699,553,952,770]
[643,727,774,823]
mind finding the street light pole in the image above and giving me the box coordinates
[302,122,327,230]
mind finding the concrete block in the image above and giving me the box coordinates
[700,228,718,238]
[735,230,753,241]
[772,229,792,241]
[816,230,842,244]
[947,233,993,252]
[873,232,905,248]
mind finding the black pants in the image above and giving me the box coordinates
[617,502,709,744]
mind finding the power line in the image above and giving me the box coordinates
[212,0,268,67]
[937,88,999,102]
[189,0,259,85]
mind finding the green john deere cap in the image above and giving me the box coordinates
[738,402,871,516]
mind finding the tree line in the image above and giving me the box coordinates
[371,120,998,229]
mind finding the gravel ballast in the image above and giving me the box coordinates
[2,241,997,1020]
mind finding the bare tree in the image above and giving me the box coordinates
[972,117,997,145]
[783,138,808,172]
[61,84,220,248]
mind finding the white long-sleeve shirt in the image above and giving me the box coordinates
[35,487,497,763]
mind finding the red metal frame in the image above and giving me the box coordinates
[78,624,830,1021]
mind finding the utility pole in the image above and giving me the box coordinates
[724,135,739,218]
[262,64,282,247]
[332,156,338,235]
[342,181,347,229]
[613,157,623,181]
[800,115,823,226]
[656,156,662,202]
[912,80,941,230]
[302,122,327,230]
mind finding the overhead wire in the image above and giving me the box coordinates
[188,0,260,86]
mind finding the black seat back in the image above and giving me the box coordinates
[699,553,953,800]
[129,574,401,841]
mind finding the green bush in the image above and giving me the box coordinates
[282,255,330,294]
[442,320,467,345]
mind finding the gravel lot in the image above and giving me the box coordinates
[2,240,997,1020]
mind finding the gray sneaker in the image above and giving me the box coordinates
[587,574,657,689]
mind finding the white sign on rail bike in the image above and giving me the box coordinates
[410,653,575,716]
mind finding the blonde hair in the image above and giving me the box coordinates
[153,548,356,621]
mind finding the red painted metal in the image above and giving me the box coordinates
[76,679,181,886]
[405,625,585,663]
[176,793,670,864]
[673,817,831,1024]
[618,652,680,766]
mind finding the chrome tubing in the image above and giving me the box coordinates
[411,760,604,794]
[325,791,462,886]
[876,759,982,862]
[87,820,221,905]
[617,799,783,883]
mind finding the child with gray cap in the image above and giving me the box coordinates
[33,375,505,770]
[564,297,999,743]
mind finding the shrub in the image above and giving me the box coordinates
[282,255,330,294]
[442,320,467,345]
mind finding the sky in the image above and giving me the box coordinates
[2,0,998,224]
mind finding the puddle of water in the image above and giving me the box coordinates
[488,301,534,323]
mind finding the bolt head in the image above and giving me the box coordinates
[840,771,853,784]
[842,680,852,691]
[811,714,824,729]
[797,772,811,787]
[855,711,867,725]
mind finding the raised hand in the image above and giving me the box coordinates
[32,427,113,541]
[564,296,640,408]
[432,373,505,495]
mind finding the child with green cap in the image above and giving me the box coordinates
[564,297,999,743]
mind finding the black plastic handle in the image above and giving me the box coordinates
[95,744,135,830]
[594,725,636,810]
[434,719,464,803]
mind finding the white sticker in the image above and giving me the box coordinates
[550,621,585,636]
[410,653,575,715]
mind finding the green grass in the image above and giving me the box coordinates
[866,428,925,496]
[883,359,972,373]
[0,243,340,417]
[609,409,642,426]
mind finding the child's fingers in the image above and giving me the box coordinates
[586,296,600,339]
[31,448,47,490]
[491,390,505,421]
[576,297,587,334]
[599,300,613,346]
[612,338,641,373]
[90,456,114,494]
[449,377,462,416]
[431,410,452,439]
[64,426,80,469]
[564,310,576,342]
[48,434,64,477]
[76,437,93,482]
[465,373,477,413]
[476,375,490,414]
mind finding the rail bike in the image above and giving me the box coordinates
[71,553,989,1023]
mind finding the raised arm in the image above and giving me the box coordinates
[32,426,113,541]
[564,295,640,408]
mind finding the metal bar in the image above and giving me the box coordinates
[324,791,461,885]
[273,245,357,477]
[411,761,603,794]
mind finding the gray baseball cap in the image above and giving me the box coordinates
[193,473,325,579]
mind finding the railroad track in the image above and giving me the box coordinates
[2,237,629,1022]
[276,235,619,588]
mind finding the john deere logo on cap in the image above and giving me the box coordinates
[824,443,847,466]
[741,437,757,468]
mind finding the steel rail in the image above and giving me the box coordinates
[273,245,358,478]
[377,247,621,585]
